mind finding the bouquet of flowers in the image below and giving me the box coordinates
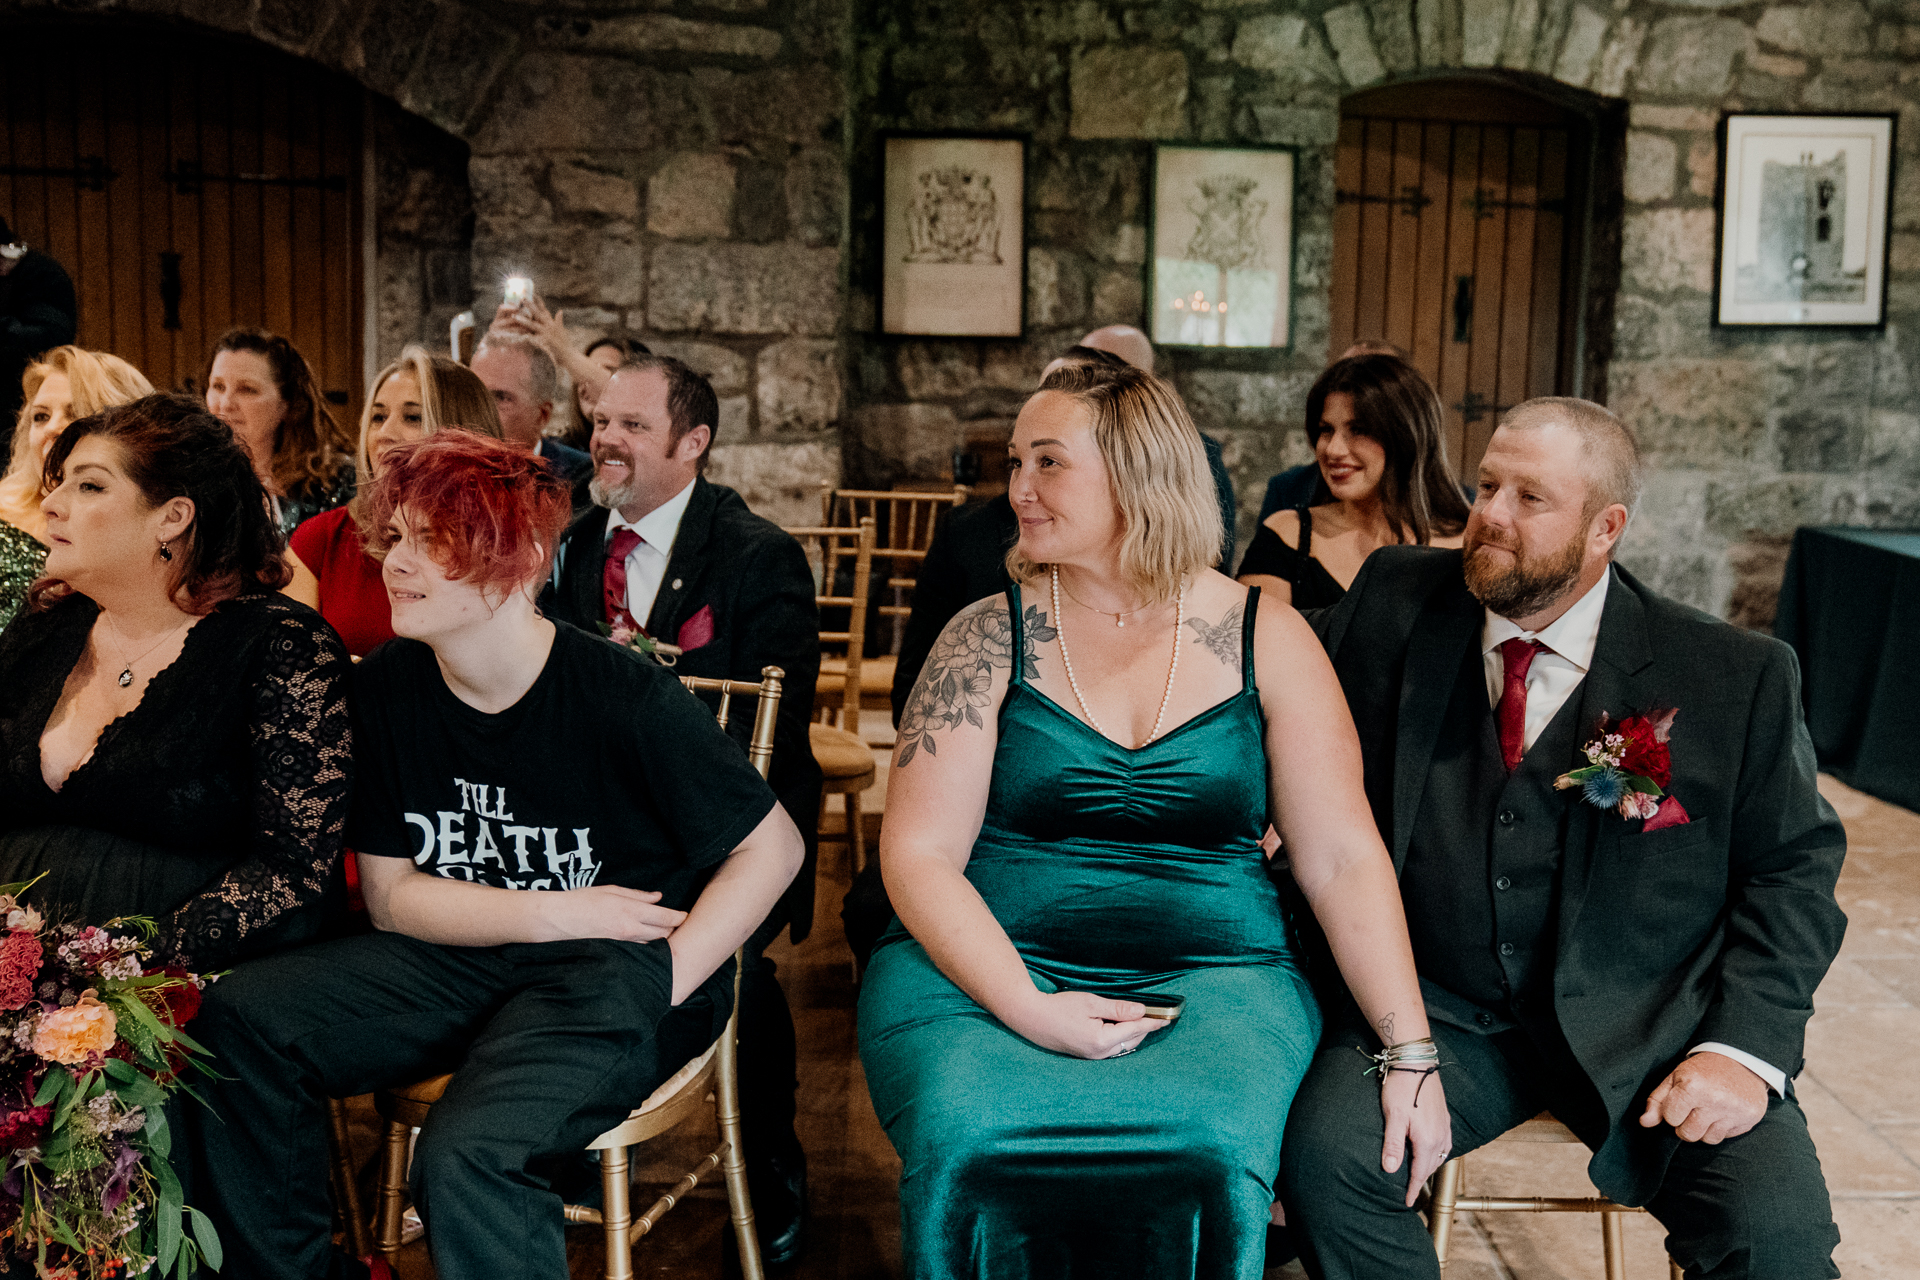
[0,879,220,1280]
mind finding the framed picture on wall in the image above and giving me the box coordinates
[1150,144,1295,349]
[1714,113,1897,327]
[880,133,1026,337]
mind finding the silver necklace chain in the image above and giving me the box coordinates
[1055,575,1151,628]
[102,611,191,689]
[1050,567,1183,748]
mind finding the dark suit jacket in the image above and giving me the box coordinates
[1314,547,1847,1201]
[551,478,823,942]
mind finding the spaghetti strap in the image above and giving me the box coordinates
[1295,504,1314,557]
[1005,581,1026,686]
[1240,585,1260,690]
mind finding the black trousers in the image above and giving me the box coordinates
[180,932,726,1280]
[1278,1019,1840,1280]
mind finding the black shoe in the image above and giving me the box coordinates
[746,1149,807,1267]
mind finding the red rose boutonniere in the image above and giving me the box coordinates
[598,618,683,666]
[1554,708,1677,820]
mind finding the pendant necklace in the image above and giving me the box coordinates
[1051,567,1184,748]
[102,611,191,689]
[1055,574,1151,628]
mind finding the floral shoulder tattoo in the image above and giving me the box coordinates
[896,598,1057,767]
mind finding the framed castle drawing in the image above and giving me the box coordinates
[881,134,1026,337]
[1150,145,1294,349]
[1714,113,1897,327]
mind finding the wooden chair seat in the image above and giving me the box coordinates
[811,723,877,785]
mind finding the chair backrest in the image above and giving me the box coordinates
[781,517,875,724]
[820,487,968,633]
[678,666,785,781]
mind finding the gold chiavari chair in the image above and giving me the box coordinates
[1425,1111,1683,1280]
[370,667,786,1280]
[817,485,969,716]
[784,518,879,876]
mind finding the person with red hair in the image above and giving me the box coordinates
[182,430,806,1280]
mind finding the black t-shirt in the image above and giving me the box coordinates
[350,621,777,910]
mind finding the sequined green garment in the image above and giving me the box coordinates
[0,519,46,633]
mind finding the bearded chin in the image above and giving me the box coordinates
[1463,534,1587,620]
[589,473,634,510]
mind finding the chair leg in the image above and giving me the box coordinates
[1427,1157,1462,1270]
[374,1118,412,1260]
[600,1143,634,1280]
[326,1098,372,1260]
[1669,1257,1684,1279]
[847,789,866,876]
[1601,1208,1627,1280]
[716,1021,764,1280]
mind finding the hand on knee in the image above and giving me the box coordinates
[1639,1052,1768,1144]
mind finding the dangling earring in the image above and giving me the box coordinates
[158,541,173,563]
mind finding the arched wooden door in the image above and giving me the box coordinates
[0,21,363,421]
[1330,78,1616,480]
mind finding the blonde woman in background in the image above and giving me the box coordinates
[285,344,503,656]
[0,346,152,630]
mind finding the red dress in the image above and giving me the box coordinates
[290,506,393,658]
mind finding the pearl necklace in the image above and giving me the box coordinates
[1051,567,1184,748]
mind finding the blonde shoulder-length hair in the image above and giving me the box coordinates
[0,346,154,535]
[1006,361,1223,603]
[346,344,504,531]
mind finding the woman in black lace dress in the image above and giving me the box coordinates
[0,393,351,968]
[1236,354,1470,608]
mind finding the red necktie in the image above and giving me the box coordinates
[1495,638,1545,771]
[603,528,643,630]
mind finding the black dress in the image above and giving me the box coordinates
[0,591,352,967]
[1235,505,1347,610]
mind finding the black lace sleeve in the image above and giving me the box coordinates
[154,606,352,967]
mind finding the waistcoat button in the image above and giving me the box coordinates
[1499,942,1516,956]
[1495,875,1512,891]
[1498,809,1517,826]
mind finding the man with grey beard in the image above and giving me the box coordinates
[1277,397,1844,1279]
[548,354,822,1265]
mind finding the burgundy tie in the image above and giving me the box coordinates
[603,528,643,630]
[1495,638,1545,771]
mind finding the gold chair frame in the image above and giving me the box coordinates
[369,667,786,1280]
[820,487,968,709]
[1425,1111,1682,1280]
[786,519,879,877]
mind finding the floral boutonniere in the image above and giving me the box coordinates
[599,619,682,666]
[1554,708,1677,820]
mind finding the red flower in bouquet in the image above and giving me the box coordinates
[0,1103,52,1152]
[0,930,43,1013]
[1612,714,1673,789]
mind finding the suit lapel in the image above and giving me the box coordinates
[568,508,614,628]
[1391,579,1482,870]
[645,478,718,641]
[1556,566,1656,948]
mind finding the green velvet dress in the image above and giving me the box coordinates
[860,587,1321,1280]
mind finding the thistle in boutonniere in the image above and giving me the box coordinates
[598,620,682,666]
[1554,708,1676,820]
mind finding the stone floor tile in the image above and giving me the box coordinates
[1851,956,1920,1003]
[1830,1200,1920,1280]
[1796,1074,1920,1196]
[1811,955,1913,1009]
[1805,1003,1920,1125]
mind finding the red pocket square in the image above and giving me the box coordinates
[1644,795,1690,832]
[677,605,715,653]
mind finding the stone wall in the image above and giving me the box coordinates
[370,97,474,371]
[847,0,1920,625]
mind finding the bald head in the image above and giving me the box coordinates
[1079,325,1155,375]
[1339,338,1409,361]
[1496,396,1644,522]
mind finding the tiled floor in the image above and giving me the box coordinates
[382,770,1917,1278]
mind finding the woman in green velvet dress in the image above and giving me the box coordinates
[859,361,1454,1279]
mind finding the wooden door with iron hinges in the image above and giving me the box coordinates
[1331,80,1599,481]
[0,22,362,425]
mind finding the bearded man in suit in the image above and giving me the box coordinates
[1278,397,1844,1280]
[549,354,821,1264]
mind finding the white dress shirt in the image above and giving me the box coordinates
[1478,567,1787,1096]
[604,478,697,627]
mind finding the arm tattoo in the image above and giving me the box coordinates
[1185,601,1245,667]
[1377,1012,1395,1046]
[896,600,1056,768]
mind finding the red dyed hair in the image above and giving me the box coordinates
[361,429,571,596]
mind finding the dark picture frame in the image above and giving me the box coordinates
[1149,143,1297,350]
[878,132,1028,338]
[1712,112,1897,328]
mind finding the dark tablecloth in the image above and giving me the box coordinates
[1774,526,1920,812]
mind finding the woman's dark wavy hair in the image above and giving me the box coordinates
[1304,353,1471,545]
[202,327,351,501]
[29,393,293,614]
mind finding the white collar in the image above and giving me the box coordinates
[1481,568,1611,671]
[605,477,697,553]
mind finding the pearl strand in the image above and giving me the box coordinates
[1051,567,1185,748]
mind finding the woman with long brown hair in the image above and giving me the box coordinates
[1237,354,1470,608]
[203,327,355,538]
